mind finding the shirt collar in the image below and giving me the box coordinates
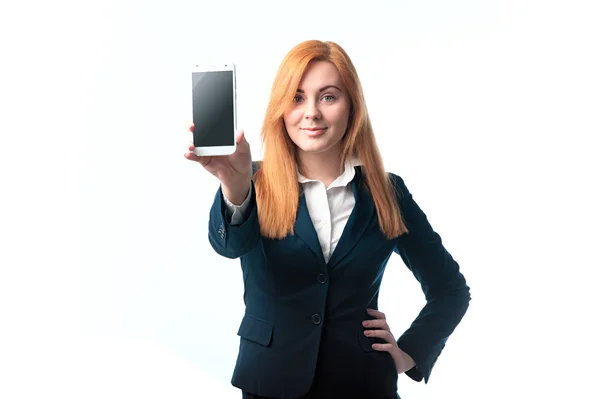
[297,158,362,187]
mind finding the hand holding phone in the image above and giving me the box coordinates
[186,63,251,203]
[184,124,252,205]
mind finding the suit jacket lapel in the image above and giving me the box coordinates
[294,189,327,266]
[327,168,376,269]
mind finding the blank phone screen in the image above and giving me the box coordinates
[192,70,235,147]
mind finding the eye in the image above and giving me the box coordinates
[322,95,336,102]
[293,95,303,103]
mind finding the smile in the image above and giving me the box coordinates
[302,127,328,137]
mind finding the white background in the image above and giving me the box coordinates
[1,0,599,398]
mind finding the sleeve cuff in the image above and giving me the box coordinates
[222,184,253,226]
[404,364,424,382]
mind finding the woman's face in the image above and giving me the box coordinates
[283,61,352,159]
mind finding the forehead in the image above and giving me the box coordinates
[298,61,344,89]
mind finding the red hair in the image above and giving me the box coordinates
[254,40,407,239]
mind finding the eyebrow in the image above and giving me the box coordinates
[296,85,342,93]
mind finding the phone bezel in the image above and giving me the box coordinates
[191,63,237,156]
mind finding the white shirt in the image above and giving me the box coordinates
[223,158,361,263]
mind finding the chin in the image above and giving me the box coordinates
[290,130,343,155]
[297,141,336,154]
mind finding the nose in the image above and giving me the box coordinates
[303,100,322,120]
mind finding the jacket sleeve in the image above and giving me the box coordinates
[207,164,261,259]
[223,184,254,226]
[391,173,471,384]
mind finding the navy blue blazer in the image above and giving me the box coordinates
[208,165,470,398]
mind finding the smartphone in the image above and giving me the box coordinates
[191,63,237,156]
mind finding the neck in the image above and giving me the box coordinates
[296,146,345,187]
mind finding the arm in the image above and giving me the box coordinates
[391,173,471,384]
[208,164,261,259]
[223,183,254,226]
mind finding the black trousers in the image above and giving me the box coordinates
[242,391,400,399]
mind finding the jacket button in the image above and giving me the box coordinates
[311,314,322,325]
[317,273,327,284]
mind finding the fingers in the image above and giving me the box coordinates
[366,308,386,320]
[183,144,212,167]
[183,122,206,165]
[184,145,195,159]
[362,318,390,332]
[364,329,396,344]
[184,122,195,160]
[371,343,397,353]
[184,144,197,160]
[363,308,392,337]
[183,123,248,168]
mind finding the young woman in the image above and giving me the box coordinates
[185,40,470,399]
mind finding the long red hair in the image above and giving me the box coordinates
[254,40,408,239]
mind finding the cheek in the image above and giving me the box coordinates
[283,109,303,128]
[330,107,350,130]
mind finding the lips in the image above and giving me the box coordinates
[302,127,328,137]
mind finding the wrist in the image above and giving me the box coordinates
[222,180,251,205]
[398,349,416,374]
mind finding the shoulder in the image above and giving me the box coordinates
[355,166,410,200]
[386,171,403,185]
[386,171,409,197]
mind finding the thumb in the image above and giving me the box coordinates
[236,129,250,151]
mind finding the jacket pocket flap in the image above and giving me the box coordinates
[237,314,273,347]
